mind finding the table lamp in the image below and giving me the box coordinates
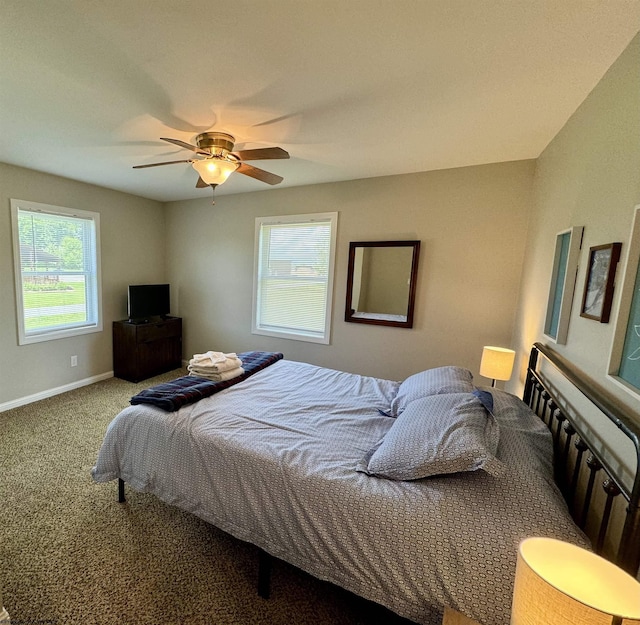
[480,346,516,387]
[511,537,640,625]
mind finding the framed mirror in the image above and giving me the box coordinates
[543,226,583,344]
[345,240,420,328]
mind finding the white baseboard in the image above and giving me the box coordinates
[0,371,114,413]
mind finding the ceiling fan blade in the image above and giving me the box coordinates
[160,137,210,155]
[195,176,208,188]
[233,147,290,161]
[132,159,192,169]
[236,163,284,185]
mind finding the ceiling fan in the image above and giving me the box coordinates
[133,132,290,202]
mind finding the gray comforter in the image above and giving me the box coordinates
[92,360,587,625]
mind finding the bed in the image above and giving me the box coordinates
[92,344,640,625]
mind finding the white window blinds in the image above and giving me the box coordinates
[253,213,337,344]
[11,199,102,344]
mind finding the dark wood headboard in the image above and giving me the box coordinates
[523,342,640,575]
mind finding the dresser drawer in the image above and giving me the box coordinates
[136,318,181,342]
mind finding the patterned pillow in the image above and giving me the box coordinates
[390,366,474,416]
[357,393,504,480]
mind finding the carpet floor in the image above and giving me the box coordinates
[0,371,416,624]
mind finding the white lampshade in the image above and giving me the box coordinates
[480,345,515,382]
[511,537,640,625]
[192,158,239,185]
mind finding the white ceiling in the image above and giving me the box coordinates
[2,1,640,203]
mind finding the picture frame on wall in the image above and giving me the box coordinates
[543,226,584,344]
[580,242,622,323]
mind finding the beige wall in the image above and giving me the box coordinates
[0,163,165,407]
[509,33,640,421]
[5,32,637,411]
[165,160,534,382]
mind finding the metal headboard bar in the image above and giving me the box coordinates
[523,342,640,575]
[526,366,631,506]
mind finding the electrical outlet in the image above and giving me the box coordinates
[71,355,78,367]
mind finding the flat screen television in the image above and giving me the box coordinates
[127,284,170,322]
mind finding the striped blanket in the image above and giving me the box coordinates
[130,351,284,411]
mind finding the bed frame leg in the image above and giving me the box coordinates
[257,549,272,599]
[118,478,126,503]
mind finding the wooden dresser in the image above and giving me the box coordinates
[113,316,182,382]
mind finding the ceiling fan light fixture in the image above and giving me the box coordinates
[192,158,239,185]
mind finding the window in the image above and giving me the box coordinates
[11,199,102,345]
[252,212,337,344]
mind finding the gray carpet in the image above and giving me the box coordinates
[0,371,415,624]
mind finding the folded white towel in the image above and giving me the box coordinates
[191,350,237,364]
[188,356,243,373]
[191,350,225,362]
[188,367,244,382]
[188,350,242,371]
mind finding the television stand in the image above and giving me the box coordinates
[113,316,182,382]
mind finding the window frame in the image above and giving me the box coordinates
[11,199,103,345]
[252,212,338,344]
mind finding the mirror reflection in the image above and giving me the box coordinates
[345,240,420,328]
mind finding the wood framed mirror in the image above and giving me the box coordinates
[345,240,420,328]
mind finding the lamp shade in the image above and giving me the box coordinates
[192,158,239,185]
[480,346,515,382]
[511,537,640,625]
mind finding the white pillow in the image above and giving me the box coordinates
[357,393,504,480]
[390,366,474,416]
